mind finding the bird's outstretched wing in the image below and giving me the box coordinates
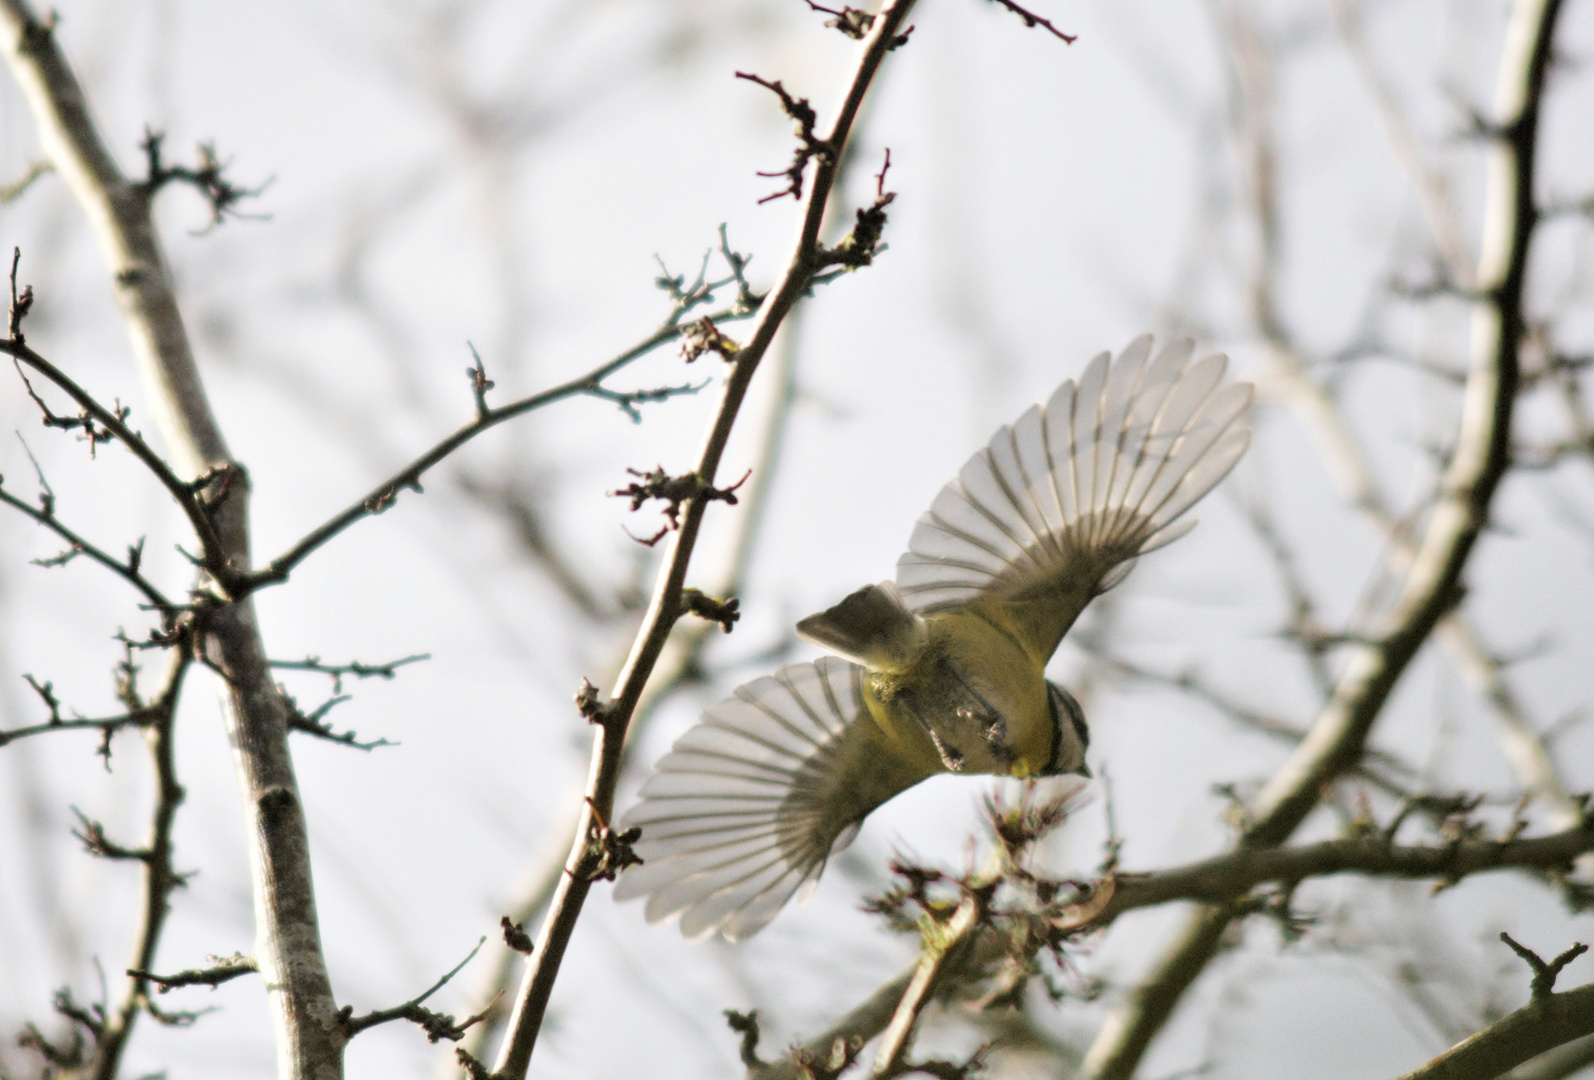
[614,657,934,941]
[895,336,1252,661]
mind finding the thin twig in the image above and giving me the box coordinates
[982,0,1077,43]
[85,647,193,1077]
[128,954,259,993]
[341,937,487,1041]
[248,290,758,593]
[3,339,235,592]
[0,484,176,617]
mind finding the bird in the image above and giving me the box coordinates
[612,335,1253,940]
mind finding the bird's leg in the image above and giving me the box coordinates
[947,663,1016,766]
[901,696,966,772]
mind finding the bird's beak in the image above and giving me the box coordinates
[1073,760,1093,779]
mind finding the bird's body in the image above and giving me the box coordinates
[614,336,1253,940]
[825,588,1062,777]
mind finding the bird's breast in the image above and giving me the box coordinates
[863,610,1051,777]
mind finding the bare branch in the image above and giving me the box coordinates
[1391,981,1594,1080]
[0,478,177,618]
[281,689,395,752]
[0,4,344,1074]
[267,652,430,694]
[870,895,983,1077]
[248,261,759,591]
[1079,0,1569,1072]
[1098,819,1594,919]
[487,6,919,1075]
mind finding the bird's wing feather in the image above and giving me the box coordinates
[614,657,932,941]
[895,336,1252,661]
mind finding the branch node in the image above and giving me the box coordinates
[1500,932,1588,1000]
[680,588,741,633]
[466,342,495,420]
[735,71,828,203]
[678,314,741,363]
[724,1009,765,1068]
[609,466,751,545]
[572,797,642,883]
[501,916,535,956]
[574,678,608,725]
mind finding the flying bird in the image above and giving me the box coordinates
[613,335,1253,940]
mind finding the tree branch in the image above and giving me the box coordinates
[1392,981,1594,1080]
[0,3,345,1074]
[1096,819,1594,918]
[0,479,177,618]
[71,646,192,1079]
[246,267,759,592]
[486,6,917,1076]
[1078,0,1566,1072]
[450,300,807,1074]
[3,336,234,591]
[751,817,1594,1079]
[127,954,259,993]
[340,937,487,1043]
[870,896,984,1078]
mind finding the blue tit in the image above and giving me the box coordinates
[613,335,1253,940]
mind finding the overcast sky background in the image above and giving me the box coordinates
[2,0,1593,1077]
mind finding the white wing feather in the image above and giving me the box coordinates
[615,657,889,942]
[896,336,1253,620]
